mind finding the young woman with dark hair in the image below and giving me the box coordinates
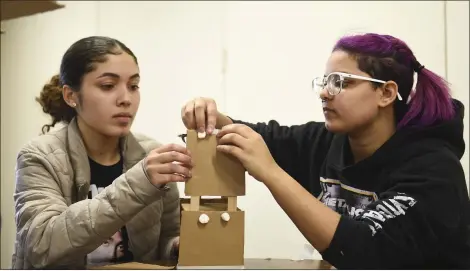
[14,36,190,269]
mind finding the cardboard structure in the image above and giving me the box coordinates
[1,1,64,21]
[178,130,246,269]
[1,1,65,33]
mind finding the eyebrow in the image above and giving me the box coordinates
[96,73,140,80]
[324,70,352,76]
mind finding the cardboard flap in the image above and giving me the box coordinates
[184,130,245,196]
[180,197,243,211]
[1,1,64,21]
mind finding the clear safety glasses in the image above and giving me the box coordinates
[312,72,403,101]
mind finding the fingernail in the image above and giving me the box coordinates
[198,131,206,138]
[207,126,213,134]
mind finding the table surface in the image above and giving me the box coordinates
[91,259,333,270]
[245,259,333,269]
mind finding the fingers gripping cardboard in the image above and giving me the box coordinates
[184,130,246,196]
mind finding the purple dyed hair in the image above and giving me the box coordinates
[333,33,455,129]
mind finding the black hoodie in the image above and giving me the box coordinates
[232,99,470,269]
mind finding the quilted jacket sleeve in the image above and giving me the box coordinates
[14,148,167,268]
[157,182,181,260]
[136,135,181,261]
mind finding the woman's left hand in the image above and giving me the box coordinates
[216,124,279,183]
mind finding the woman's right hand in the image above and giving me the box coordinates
[181,97,232,136]
[144,143,194,187]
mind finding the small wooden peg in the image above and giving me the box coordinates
[190,196,200,211]
[227,196,237,211]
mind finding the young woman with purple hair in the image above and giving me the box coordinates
[181,33,469,269]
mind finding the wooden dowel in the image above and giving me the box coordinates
[227,196,237,211]
[190,196,200,211]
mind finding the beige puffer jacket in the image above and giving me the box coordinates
[12,118,180,269]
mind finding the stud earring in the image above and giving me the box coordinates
[71,102,77,107]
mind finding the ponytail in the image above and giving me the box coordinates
[397,68,455,129]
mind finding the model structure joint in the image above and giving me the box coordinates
[178,130,246,269]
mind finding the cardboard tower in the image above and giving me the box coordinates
[178,130,246,269]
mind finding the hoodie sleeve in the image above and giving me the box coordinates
[320,150,469,269]
[230,118,334,183]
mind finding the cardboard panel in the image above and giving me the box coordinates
[178,209,245,266]
[1,1,64,21]
[184,130,245,196]
[180,197,243,212]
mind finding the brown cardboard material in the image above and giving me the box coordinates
[184,130,245,196]
[179,131,246,267]
[181,197,242,211]
[178,199,245,267]
[1,1,64,21]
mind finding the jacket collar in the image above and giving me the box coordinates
[66,118,147,195]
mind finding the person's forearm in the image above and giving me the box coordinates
[216,112,234,129]
[261,166,341,252]
[17,160,164,267]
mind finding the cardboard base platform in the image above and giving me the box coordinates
[178,198,245,267]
